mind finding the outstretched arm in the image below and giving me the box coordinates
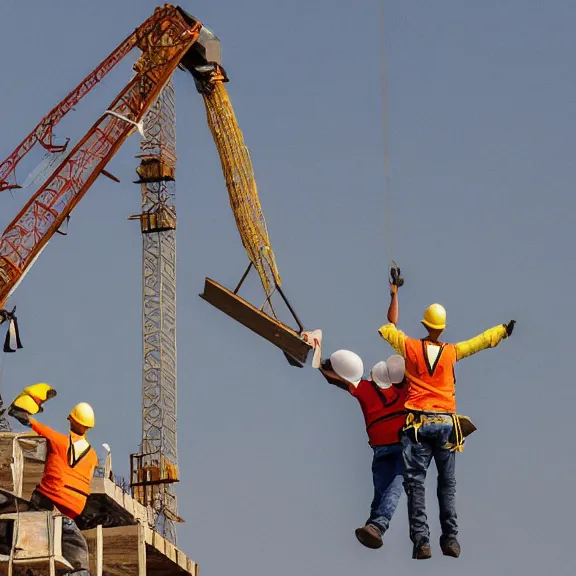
[388,284,399,325]
[303,331,355,392]
[28,418,62,441]
[379,263,405,354]
[455,320,515,361]
[319,362,351,392]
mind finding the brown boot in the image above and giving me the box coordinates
[412,538,432,560]
[354,524,383,549]
[440,535,460,558]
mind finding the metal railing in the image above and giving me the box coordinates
[94,464,132,496]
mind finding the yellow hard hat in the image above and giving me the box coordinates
[23,383,56,404]
[422,303,447,330]
[11,393,41,415]
[68,402,95,429]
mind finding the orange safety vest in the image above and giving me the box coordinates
[404,337,458,413]
[30,419,98,518]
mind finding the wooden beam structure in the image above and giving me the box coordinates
[0,508,74,575]
[200,277,313,363]
[0,433,198,575]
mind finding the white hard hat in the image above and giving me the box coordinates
[330,350,364,385]
[386,354,406,384]
[371,361,391,388]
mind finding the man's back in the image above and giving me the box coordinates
[350,379,407,446]
[403,337,458,413]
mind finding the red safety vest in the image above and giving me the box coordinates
[349,379,407,447]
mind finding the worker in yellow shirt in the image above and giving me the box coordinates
[378,273,515,560]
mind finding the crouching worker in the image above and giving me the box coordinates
[378,280,515,560]
[9,390,98,576]
[317,347,407,550]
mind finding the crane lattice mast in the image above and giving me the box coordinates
[130,80,181,544]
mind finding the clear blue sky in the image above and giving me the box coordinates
[0,1,574,574]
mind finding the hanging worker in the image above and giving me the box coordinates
[377,266,515,560]
[8,387,97,576]
[305,332,407,550]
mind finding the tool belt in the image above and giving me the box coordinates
[401,411,477,452]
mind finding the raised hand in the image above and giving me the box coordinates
[504,320,516,337]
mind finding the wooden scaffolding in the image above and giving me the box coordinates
[0,432,198,575]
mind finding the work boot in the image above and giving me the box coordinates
[354,524,383,549]
[412,538,432,560]
[440,535,461,558]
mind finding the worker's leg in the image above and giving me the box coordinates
[401,427,434,559]
[61,516,91,575]
[367,443,403,532]
[355,444,403,549]
[433,424,460,558]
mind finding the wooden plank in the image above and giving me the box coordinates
[200,277,312,363]
[9,511,51,559]
[96,524,103,576]
[137,523,146,576]
[0,556,74,576]
[0,434,46,500]
[142,526,196,575]
[87,524,104,576]
[165,540,176,563]
[153,531,165,555]
[84,523,195,576]
[177,551,187,570]
[11,555,73,570]
[84,525,141,576]
[21,458,45,501]
[114,484,124,508]
[0,437,15,494]
[144,525,154,546]
[0,510,74,572]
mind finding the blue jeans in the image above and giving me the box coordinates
[367,443,404,533]
[401,420,457,544]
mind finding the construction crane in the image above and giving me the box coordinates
[0,3,312,545]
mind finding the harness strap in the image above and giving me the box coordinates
[366,410,406,430]
[449,414,465,452]
[402,411,470,452]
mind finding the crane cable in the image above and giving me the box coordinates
[379,0,394,269]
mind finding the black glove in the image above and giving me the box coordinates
[504,320,516,337]
[390,262,404,288]
[321,359,333,371]
[8,406,31,427]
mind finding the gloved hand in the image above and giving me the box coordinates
[389,262,404,297]
[8,406,32,428]
[321,359,333,372]
[504,320,516,337]
[390,262,404,288]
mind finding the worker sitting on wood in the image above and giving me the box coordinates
[378,273,515,560]
[9,392,98,576]
[311,338,407,550]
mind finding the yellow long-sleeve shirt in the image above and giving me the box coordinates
[378,322,507,413]
[378,323,507,360]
